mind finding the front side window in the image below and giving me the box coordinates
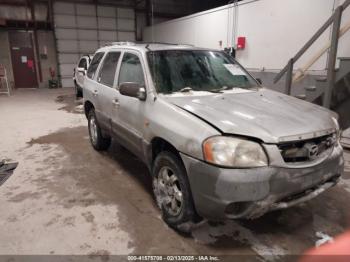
[87,52,104,79]
[78,58,87,70]
[97,52,121,87]
[118,53,145,86]
[147,50,258,94]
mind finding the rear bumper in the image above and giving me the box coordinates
[180,143,344,220]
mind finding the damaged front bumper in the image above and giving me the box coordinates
[180,143,344,220]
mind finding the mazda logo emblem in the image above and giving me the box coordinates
[305,143,319,160]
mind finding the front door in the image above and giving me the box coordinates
[112,51,147,159]
[9,31,38,88]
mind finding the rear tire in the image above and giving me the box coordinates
[152,151,198,233]
[88,110,111,151]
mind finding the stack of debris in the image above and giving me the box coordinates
[0,160,18,186]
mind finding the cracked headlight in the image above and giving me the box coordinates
[203,136,268,168]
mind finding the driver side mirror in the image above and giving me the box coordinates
[119,82,146,101]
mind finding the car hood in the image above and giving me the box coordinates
[163,88,337,143]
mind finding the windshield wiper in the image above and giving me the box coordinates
[220,86,236,90]
[207,89,223,93]
[179,87,193,92]
[209,86,245,93]
[208,86,232,93]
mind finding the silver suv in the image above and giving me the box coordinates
[83,42,343,231]
[73,55,92,98]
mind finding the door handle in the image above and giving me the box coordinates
[112,98,120,107]
[92,90,98,96]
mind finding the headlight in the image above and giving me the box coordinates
[203,136,268,168]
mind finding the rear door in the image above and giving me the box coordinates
[84,52,105,118]
[94,51,122,133]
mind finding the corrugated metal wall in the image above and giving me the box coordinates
[53,1,135,87]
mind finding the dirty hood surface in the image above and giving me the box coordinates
[164,88,336,143]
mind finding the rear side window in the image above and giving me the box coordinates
[118,53,145,86]
[87,52,104,79]
[78,58,87,70]
[97,52,121,87]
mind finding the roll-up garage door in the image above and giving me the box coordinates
[53,2,136,87]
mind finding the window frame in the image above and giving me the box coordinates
[87,52,105,80]
[96,51,122,88]
[116,50,148,91]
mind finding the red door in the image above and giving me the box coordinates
[9,31,38,88]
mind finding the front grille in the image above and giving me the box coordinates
[278,134,336,163]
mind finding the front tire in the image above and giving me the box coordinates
[88,110,111,151]
[152,151,198,232]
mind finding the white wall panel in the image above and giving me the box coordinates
[99,30,118,41]
[77,16,97,29]
[58,54,80,64]
[76,4,95,16]
[117,8,135,19]
[55,29,77,40]
[118,31,135,41]
[59,64,76,75]
[54,2,74,15]
[79,41,99,53]
[98,17,117,30]
[54,1,135,87]
[118,18,134,31]
[78,29,98,40]
[54,15,76,28]
[337,0,350,60]
[99,41,111,47]
[97,6,116,17]
[61,78,74,87]
[143,0,350,71]
[57,40,79,53]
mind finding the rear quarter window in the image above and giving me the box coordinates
[87,52,104,79]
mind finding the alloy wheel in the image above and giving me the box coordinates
[153,166,183,216]
[89,116,98,145]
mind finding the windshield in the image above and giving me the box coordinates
[147,50,258,94]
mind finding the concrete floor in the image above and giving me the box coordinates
[1,88,350,260]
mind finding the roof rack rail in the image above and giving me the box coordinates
[102,41,136,47]
[140,41,195,47]
[102,41,194,47]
